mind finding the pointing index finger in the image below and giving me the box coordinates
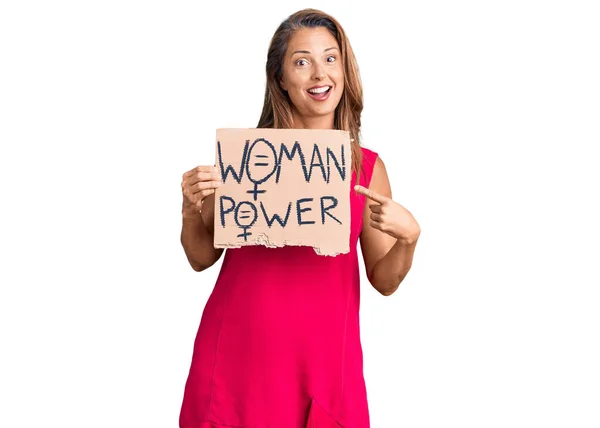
[354,185,387,204]
[184,165,218,179]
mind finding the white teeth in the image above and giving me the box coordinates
[308,86,331,94]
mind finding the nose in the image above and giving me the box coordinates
[312,63,325,81]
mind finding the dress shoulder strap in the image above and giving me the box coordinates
[357,146,379,188]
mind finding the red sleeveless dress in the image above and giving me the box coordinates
[180,147,379,428]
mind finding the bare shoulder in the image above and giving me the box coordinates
[369,155,392,199]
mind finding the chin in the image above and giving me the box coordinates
[314,108,337,118]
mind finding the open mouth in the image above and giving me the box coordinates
[306,85,332,101]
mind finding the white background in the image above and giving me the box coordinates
[1,0,599,427]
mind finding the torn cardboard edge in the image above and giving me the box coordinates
[213,234,349,257]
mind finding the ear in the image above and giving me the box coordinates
[279,77,287,92]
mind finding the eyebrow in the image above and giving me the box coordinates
[291,47,339,55]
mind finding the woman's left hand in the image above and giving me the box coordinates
[354,185,421,244]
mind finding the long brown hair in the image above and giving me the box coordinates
[257,8,364,179]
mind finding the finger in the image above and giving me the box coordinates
[183,170,221,188]
[369,220,382,230]
[370,212,382,222]
[183,165,218,180]
[189,180,221,194]
[369,204,382,213]
[197,188,216,201]
[354,185,387,204]
[187,188,216,207]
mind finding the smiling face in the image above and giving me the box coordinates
[279,27,344,128]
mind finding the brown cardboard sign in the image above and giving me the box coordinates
[213,128,352,256]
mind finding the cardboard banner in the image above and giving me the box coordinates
[213,128,352,256]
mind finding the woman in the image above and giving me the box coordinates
[179,9,420,428]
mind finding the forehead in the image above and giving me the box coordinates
[287,27,340,54]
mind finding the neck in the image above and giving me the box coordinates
[290,108,335,130]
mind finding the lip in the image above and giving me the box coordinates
[306,85,332,101]
[307,84,331,90]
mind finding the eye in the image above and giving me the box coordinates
[326,55,336,63]
[295,58,308,66]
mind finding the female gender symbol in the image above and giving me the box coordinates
[246,138,277,201]
[235,201,258,241]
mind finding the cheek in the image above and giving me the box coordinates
[333,68,345,85]
[332,70,344,94]
[281,68,304,91]
[285,76,306,95]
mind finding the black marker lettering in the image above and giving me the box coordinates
[260,201,292,228]
[296,197,315,225]
[217,140,248,184]
[326,145,346,183]
[308,144,327,182]
[277,141,309,183]
[246,138,277,200]
[234,201,258,241]
[219,196,236,227]
[320,196,341,225]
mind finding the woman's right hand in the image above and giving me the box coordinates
[181,165,221,218]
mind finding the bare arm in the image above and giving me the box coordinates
[357,157,421,296]
[181,167,224,272]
